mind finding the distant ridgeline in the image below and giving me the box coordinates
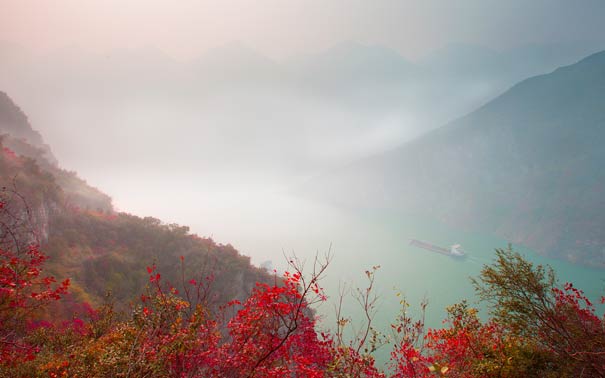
[0,90,271,310]
[307,50,605,268]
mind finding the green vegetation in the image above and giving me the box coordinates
[2,196,604,377]
[0,137,271,314]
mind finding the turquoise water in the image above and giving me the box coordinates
[298,208,605,367]
[179,191,604,364]
[191,192,604,330]
[315,209,605,329]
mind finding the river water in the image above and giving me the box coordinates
[106,178,604,365]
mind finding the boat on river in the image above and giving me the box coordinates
[409,239,466,257]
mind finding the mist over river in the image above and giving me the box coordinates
[101,174,605,333]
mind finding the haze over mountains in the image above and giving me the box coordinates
[2,39,604,266]
[307,50,605,267]
[0,41,599,192]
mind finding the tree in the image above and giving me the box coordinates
[0,186,69,367]
[473,246,605,377]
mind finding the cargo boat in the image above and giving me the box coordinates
[409,239,465,257]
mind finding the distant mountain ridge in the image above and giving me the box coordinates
[307,50,605,267]
[1,40,599,180]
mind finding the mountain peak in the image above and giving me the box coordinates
[0,91,43,146]
[558,48,605,72]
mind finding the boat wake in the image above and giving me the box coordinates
[409,239,466,258]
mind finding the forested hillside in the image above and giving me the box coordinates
[0,91,270,310]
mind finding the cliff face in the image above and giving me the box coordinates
[307,51,605,268]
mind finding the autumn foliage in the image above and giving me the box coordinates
[1,186,604,377]
[0,190,69,367]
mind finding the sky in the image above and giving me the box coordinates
[2,0,605,61]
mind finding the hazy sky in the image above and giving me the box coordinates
[2,0,605,60]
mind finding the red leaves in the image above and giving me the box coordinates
[124,260,338,377]
[547,282,605,366]
[5,243,604,377]
[2,146,18,162]
[390,342,432,378]
[0,244,70,366]
[0,245,69,309]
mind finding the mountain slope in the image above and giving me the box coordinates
[0,91,56,164]
[308,50,605,267]
[0,90,111,211]
[0,91,270,310]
